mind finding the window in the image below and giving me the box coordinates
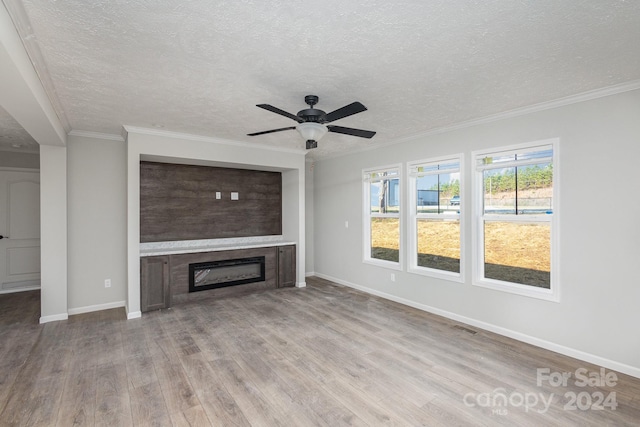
[473,139,558,300]
[363,165,401,268]
[408,155,463,281]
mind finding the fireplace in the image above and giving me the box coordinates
[188,256,266,293]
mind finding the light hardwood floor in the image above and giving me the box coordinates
[1,277,638,426]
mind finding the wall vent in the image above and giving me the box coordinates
[453,324,478,335]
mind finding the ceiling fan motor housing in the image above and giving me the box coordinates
[297,108,326,122]
[299,95,325,122]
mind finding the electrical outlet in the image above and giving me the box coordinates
[104,279,111,288]
[345,220,349,228]
[390,273,396,282]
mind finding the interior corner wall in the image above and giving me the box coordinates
[67,134,127,312]
[282,167,306,286]
[39,144,67,322]
[305,161,315,275]
[312,89,640,377]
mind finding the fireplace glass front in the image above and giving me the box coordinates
[189,256,266,292]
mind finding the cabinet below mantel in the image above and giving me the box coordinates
[277,245,296,288]
[140,255,169,313]
[140,244,296,313]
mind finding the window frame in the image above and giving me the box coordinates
[363,164,403,270]
[472,138,559,301]
[407,154,464,282]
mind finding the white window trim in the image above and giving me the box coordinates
[407,154,464,283]
[472,138,560,302]
[363,164,403,270]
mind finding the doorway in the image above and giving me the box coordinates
[0,168,40,293]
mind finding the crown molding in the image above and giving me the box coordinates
[2,0,71,133]
[395,79,640,144]
[122,125,306,156]
[319,80,640,162]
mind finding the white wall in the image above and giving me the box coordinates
[39,145,67,322]
[67,134,127,312]
[0,151,39,168]
[282,168,306,287]
[305,160,315,274]
[313,89,640,377]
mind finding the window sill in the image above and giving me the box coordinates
[473,278,559,302]
[408,266,464,283]
[363,258,402,271]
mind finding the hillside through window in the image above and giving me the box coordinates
[408,156,462,280]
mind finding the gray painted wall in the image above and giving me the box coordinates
[305,160,315,274]
[67,135,127,310]
[313,89,640,374]
[0,150,39,168]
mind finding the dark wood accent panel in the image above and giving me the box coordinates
[277,245,296,288]
[140,162,282,242]
[169,247,278,303]
[140,255,170,312]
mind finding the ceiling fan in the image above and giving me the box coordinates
[247,95,376,149]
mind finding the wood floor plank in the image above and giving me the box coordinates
[55,365,97,426]
[94,361,133,426]
[0,374,65,426]
[153,358,200,415]
[248,323,431,425]
[129,380,173,426]
[178,352,251,426]
[209,358,290,426]
[1,280,639,426]
[188,304,332,426]
[125,354,158,390]
[169,404,212,427]
[233,351,334,426]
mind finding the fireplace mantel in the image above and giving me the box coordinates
[140,235,295,257]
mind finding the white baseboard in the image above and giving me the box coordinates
[127,310,142,320]
[0,285,40,295]
[313,272,640,380]
[68,300,126,316]
[39,313,68,324]
[305,271,316,277]
[295,281,307,288]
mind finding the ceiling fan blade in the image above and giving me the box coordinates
[323,102,367,123]
[256,104,304,123]
[247,126,296,136]
[327,125,376,139]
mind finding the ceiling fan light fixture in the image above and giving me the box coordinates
[296,122,327,143]
[248,95,375,149]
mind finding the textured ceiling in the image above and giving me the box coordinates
[0,106,38,152]
[7,0,640,159]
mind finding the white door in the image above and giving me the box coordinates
[0,169,40,293]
